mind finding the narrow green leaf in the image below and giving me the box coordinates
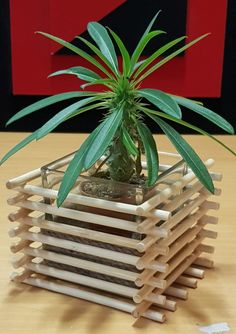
[135,33,210,84]
[148,114,214,193]
[136,122,159,186]
[6,91,96,126]
[81,78,114,90]
[36,31,112,78]
[140,106,236,157]
[87,22,118,74]
[108,28,130,77]
[172,95,234,134]
[138,88,182,119]
[0,131,39,165]
[57,122,104,207]
[76,36,117,78]
[84,105,123,169]
[122,126,138,156]
[129,30,166,76]
[133,36,186,79]
[49,66,101,82]
[36,97,97,140]
[130,10,161,75]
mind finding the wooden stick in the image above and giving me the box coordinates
[11,254,33,269]
[201,201,220,210]
[23,276,166,322]
[15,184,170,219]
[17,215,140,250]
[144,293,166,305]
[10,269,32,282]
[19,231,139,266]
[6,168,41,189]
[25,262,138,298]
[8,224,29,237]
[10,240,32,253]
[200,229,218,239]
[175,275,198,288]
[134,237,204,302]
[132,250,201,318]
[184,266,205,279]
[138,180,204,234]
[137,159,215,214]
[8,208,32,222]
[199,215,218,225]
[158,299,176,312]
[198,244,215,254]
[23,246,138,282]
[194,256,214,268]
[165,286,188,300]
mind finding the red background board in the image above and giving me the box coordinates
[10,0,228,97]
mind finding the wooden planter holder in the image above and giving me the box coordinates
[6,151,221,323]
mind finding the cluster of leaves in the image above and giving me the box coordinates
[1,12,235,206]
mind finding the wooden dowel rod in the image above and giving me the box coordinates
[201,201,220,211]
[17,215,139,250]
[10,269,33,282]
[145,261,169,273]
[11,254,33,269]
[210,172,223,182]
[8,208,32,222]
[8,224,29,238]
[158,299,176,312]
[7,192,30,205]
[138,159,215,213]
[199,215,218,225]
[23,276,166,322]
[16,184,170,219]
[175,275,198,288]
[134,239,203,303]
[132,250,201,318]
[144,293,166,305]
[139,180,204,234]
[194,257,214,269]
[165,286,188,300]
[10,240,32,253]
[136,208,207,274]
[200,229,218,239]
[23,246,138,282]
[184,266,205,279]
[135,275,166,289]
[7,170,41,189]
[20,231,139,266]
[198,244,215,254]
[12,199,139,232]
[25,262,137,298]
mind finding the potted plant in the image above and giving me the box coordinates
[2,12,235,322]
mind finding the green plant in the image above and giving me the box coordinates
[1,12,235,206]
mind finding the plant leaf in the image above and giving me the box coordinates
[147,114,214,193]
[76,36,117,78]
[129,30,166,76]
[136,122,159,186]
[172,95,234,134]
[133,36,186,79]
[81,79,114,90]
[0,131,39,165]
[36,97,98,140]
[6,91,96,126]
[135,33,210,84]
[36,31,112,78]
[140,106,236,157]
[49,66,101,82]
[57,121,104,207]
[84,105,123,169]
[122,126,138,156]
[138,88,182,119]
[87,22,118,74]
[108,28,130,77]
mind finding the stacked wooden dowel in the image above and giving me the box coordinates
[7,151,221,323]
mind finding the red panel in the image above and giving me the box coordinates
[10,0,228,97]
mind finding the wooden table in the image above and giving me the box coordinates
[0,132,235,333]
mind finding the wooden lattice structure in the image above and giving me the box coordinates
[7,152,221,323]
